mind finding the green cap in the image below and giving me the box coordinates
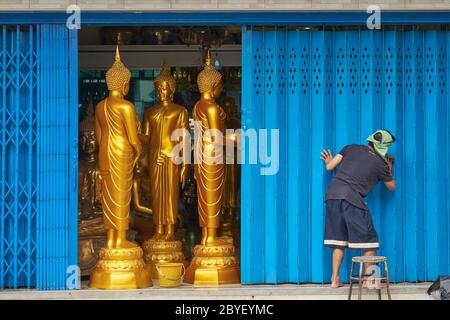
[367,129,395,157]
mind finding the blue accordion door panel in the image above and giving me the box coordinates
[0,24,78,290]
[241,27,450,284]
[0,25,38,289]
[36,24,78,290]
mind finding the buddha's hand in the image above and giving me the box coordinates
[133,156,139,169]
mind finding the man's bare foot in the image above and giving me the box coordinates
[331,277,344,288]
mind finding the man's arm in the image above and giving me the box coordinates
[383,155,396,191]
[320,149,343,171]
[384,180,396,192]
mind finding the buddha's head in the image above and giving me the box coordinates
[154,60,175,103]
[197,49,222,98]
[106,46,131,96]
[223,96,236,117]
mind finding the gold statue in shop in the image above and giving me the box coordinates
[141,60,188,278]
[78,98,107,275]
[89,46,151,289]
[185,50,240,285]
[78,98,103,219]
[221,97,241,243]
[142,60,189,241]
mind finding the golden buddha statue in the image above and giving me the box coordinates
[89,46,151,289]
[130,151,155,244]
[78,98,107,276]
[78,99,103,220]
[185,50,240,285]
[221,96,241,243]
[142,60,189,241]
[141,60,188,278]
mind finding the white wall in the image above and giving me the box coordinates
[1,0,450,11]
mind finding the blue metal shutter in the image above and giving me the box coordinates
[36,24,78,290]
[241,27,450,284]
[0,25,38,289]
[0,24,78,290]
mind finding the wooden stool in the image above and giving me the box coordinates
[348,256,391,300]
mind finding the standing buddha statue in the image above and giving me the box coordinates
[143,60,189,241]
[141,60,188,278]
[185,50,239,285]
[89,46,151,289]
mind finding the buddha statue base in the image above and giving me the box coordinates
[89,246,152,289]
[220,236,234,245]
[142,239,185,279]
[79,236,106,276]
[184,244,240,285]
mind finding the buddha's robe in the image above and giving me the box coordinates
[143,103,189,226]
[95,98,141,231]
[193,100,226,228]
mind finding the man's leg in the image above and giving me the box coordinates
[331,247,345,288]
[363,249,375,274]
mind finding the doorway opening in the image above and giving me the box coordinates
[76,25,242,285]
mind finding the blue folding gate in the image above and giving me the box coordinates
[0,24,78,290]
[241,27,450,284]
[1,19,450,290]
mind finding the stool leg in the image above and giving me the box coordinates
[384,261,392,300]
[358,262,363,300]
[348,262,354,300]
[377,289,382,300]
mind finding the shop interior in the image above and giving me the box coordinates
[77,26,242,282]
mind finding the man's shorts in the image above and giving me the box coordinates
[324,199,379,249]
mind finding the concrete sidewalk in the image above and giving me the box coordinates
[0,282,431,300]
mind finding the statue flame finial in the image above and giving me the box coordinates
[115,45,121,62]
[205,49,212,67]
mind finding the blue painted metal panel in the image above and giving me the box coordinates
[2,12,450,26]
[381,30,400,282]
[309,31,327,283]
[263,31,279,283]
[36,24,78,290]
[68,28,79,288]
[240,27,266,284]
[242,27,450,284]
[0,24,38,289]
[403,31,418,282]
[423,31,439,281]
[437,30,449,277]
[0,23,78,290]
[286,30,301,283]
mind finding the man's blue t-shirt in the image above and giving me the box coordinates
[325,144,393,210]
